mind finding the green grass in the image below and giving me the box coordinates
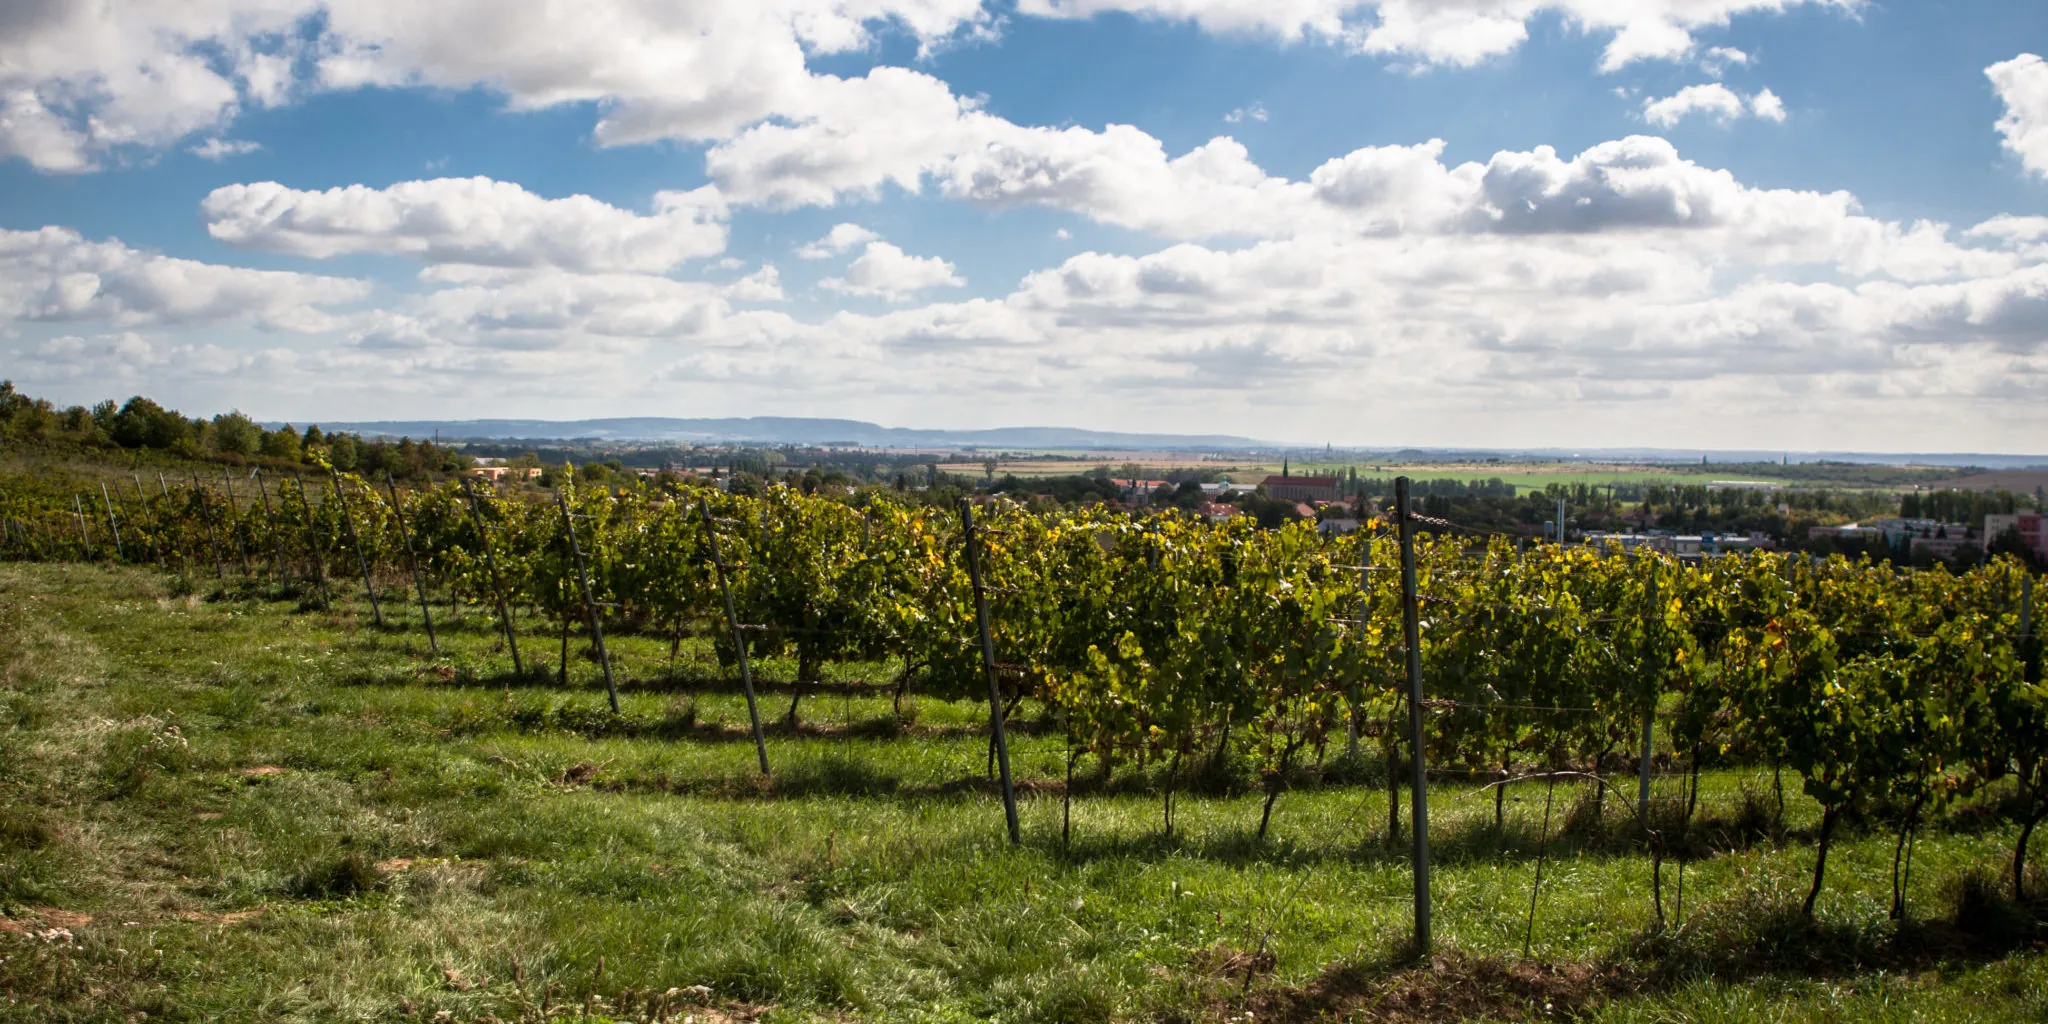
[1,562,2043,1022]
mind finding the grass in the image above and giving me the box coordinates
[1,562,2044,1022]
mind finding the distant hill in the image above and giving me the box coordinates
[304,416,1270,450]
[290,417,2048,468]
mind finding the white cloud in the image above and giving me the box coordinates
[189,137,261,161]
[25,331,285,388]
[725,264,786,302]
[0,89,93,173]
[1017,0,1856,72]
[0,0,996,173]
[0,0,1853,179]
[1642,83,1786,126]
[0,225,366,331]
[201,178,729,272]
[715,114,1987,290]
[1223,102,1268,123]
[1988,53,2048,178]
[1969,215,2048,243]
[1699,45,1748,76]
[797,222,882,259]
[822,241,964,300]
[1750,88,1785,122]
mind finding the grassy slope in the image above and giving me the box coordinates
[0,563,2044,1023]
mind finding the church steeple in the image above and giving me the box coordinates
[1282,457,1289,477]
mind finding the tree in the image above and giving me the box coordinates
[211,411,262,456]
[261,425,303,462]
[111,396,189,450]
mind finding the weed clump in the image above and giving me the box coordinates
[288,851,385,900]
[1946,867,2039,949]
[98,715,189,798]
[0,804,49,851]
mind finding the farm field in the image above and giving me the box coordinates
[985,458,1710,493]
[980,457,1963,495]
[3,563,2045,1023]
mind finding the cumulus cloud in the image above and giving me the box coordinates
[797,223,882,258]
[201,178,729,272]
[0,89,93,173]
[0,226,366,331]
[1750,88,1786,121]
[822,242,964,300]
[1699,45,1748,76]
[1223,102,1268,123]
[714,114,1991,290]
[0,0,1853,179]
[725,264,786,302]
[1016,0,1856,72]
[1642,83,1784,126]
[1988,53,2048,178]
[0,0,995,173]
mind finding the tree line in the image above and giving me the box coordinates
[0,381,468,481]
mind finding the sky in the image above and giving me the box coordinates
[3,1,2047,452]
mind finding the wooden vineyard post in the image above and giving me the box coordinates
[1351,528,1372,759]
[155,473,177,571]
[221,469,252,576]
[385,472,438,654]
[961,499,1021,847]
[252,471,289,583]
[462,478,523,676]
[700,496,769,775]
[556,489,618,713]
[191,472,226,579]
[132,477,164,566]
[1639,569,1658,820]
[98,482,126,562]
[329,469,384,627]
[73,495,94,557]
[294,475,333,606]
[1395,476,1431,954]
[2025,573,2037,685]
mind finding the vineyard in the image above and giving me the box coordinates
[2,467,2046,1021]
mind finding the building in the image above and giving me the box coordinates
[1118,479,1174,505]
[1317,517,1362,536]
[1201,503,1240,523]
[1985,512,2046,559]
[1262,475,1340,502]
[1808,524,1883,542]
[1868,517,1971,547]
[1583,532,1666,553]
[1672,533,1774,556]
[1911,535,1980,561]
[471,465,542,482]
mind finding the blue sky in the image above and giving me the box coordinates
[3,0,2047,451]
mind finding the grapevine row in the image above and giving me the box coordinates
[2,470,2042,916]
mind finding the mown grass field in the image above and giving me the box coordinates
[2,562,2045,1022]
